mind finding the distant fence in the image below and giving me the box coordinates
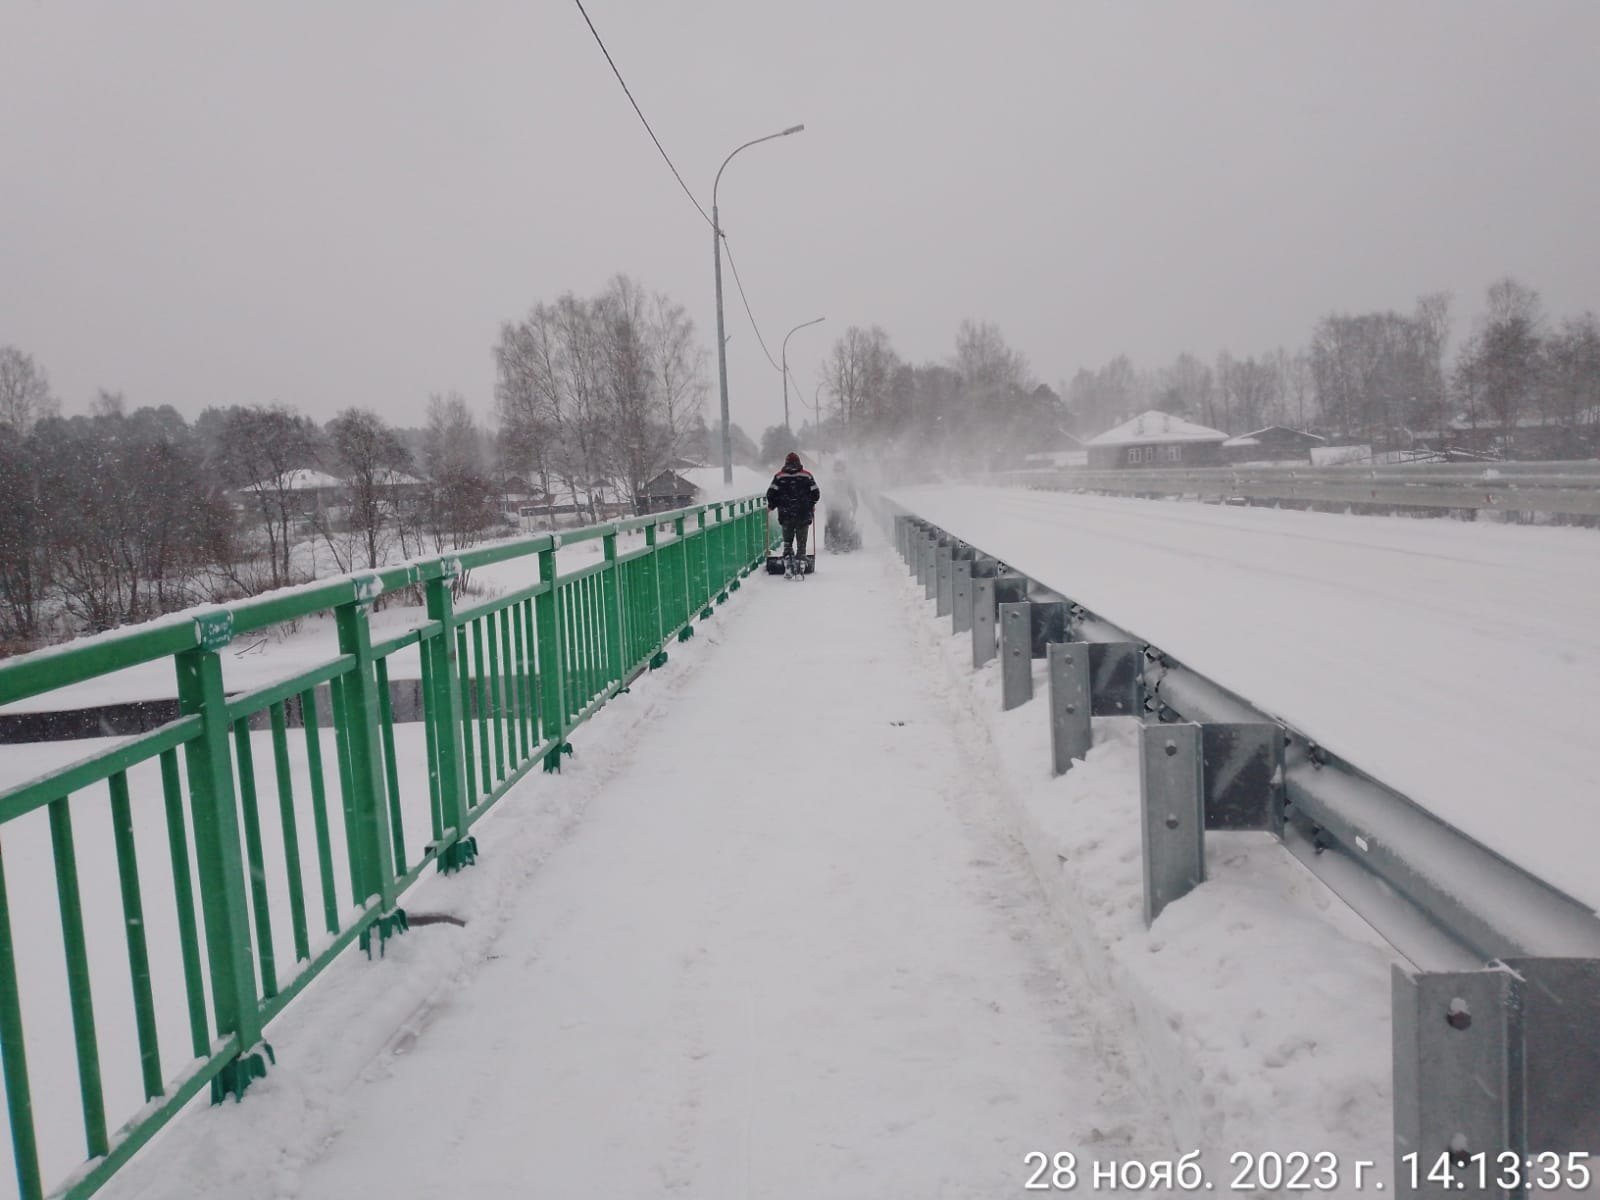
[0,498,772,1200]
[995,460,1600,517]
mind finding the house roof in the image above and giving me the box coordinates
[1223,425,1326,447]
[1086,410,1227,447]
[643,469,696,495]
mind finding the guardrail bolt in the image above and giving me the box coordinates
[1164,740,1178,757]
[1444,998,1471,1030]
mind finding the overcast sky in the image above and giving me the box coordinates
[3,1,1597,436]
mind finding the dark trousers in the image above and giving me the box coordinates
[781,520,809,556]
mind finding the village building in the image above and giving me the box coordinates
[1084,411,1228,469]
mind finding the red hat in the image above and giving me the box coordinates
[784,451,802,467]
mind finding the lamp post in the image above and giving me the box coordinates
[781,316,825,437]
[713,123,805,485]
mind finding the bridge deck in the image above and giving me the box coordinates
[104,539,1169,1200]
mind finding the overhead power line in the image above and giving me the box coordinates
[570,0,786,381]
[721,235,782,371]
[571,0,712,229]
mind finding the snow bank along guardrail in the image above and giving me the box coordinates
[0,498,773,1200]
[997,459,1600,518]
[885,501,1600,1190]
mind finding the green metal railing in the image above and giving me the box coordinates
[0,498,773,1200]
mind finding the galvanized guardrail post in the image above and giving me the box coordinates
[1046,642,1091,774]
[935,544,954,617]
[1392,956,1600,1194]
[1138,721,1205,924]
[999,602,1033,710]
[951,557,973,635]
[175,611,269,1100]
[972,576,998,668]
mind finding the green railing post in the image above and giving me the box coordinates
[696,509,714,620]
[424,559,477,873]
[673,514,693,641]
[332,579,407,951]
[174,611,271,1102]
[603,530,626,685]
[536,545,570,770]
[646,523,669,669]
[712,504,729,603]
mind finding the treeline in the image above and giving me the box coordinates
[1,272,713,652]
[775,318,1064,472]
[0,373,503,648]
[1066,277,1600,456]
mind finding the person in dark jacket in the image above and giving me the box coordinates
[767,451,821,557]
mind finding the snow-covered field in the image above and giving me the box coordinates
[888,485,1600,913]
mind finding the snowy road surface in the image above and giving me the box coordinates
[888,485,1600,912]
[104,544,1170,1199]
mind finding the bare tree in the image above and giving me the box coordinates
[421,393,495,582]
[1457,278,1544,449]
[201,404,322,589]
[0,346,60,433]
[325,408,413,570]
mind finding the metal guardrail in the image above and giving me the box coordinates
[0,498,774,1200]
[996,459,1600,516]
[885,500,1600,1191]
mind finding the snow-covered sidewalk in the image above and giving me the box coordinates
[103,536,1172,1199]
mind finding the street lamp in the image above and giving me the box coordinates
[781,316,825,436]
[713,123,805,485]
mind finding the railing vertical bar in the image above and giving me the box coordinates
[455,627,479,804]
[520,598,538,752]
[373,658,407,875]
[298,688,340,936]
[268,702,311,962]
[0,833,44,1200]
[418,647,445,845]
[508,602,528,764]
[108,771,163,1100]
[49,795,110,1157]
[231,718,278,998]
[157,748,210,1056]
[328,672,362,901]
[487,611,506,781]
[471,620,492,793]
[502,606,521,761]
